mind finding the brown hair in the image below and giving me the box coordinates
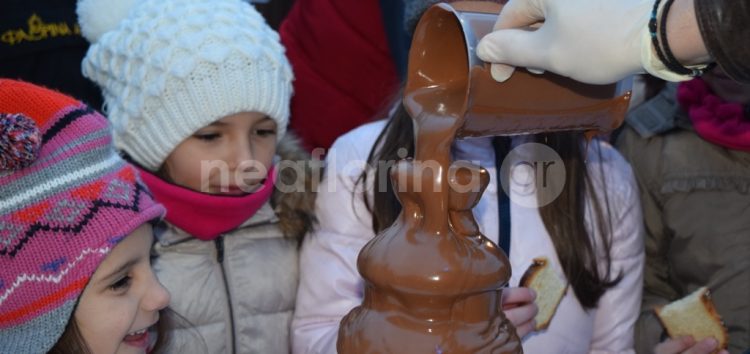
[356,102,621,308]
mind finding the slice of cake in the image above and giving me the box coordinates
[655,287,728,353]
[519,257,567,330]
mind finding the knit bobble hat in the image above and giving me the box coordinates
[0,113,41,171]
[79,0,294,171]
[0,80,165,353]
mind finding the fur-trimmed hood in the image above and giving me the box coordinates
[272,131,322,240]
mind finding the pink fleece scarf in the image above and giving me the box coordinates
[677,78,750,151]
[137,166,276,240]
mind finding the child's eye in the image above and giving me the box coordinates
[195,133,221,141]
[255,129,276,137]
[109,275,132,292]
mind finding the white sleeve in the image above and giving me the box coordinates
[291,126,380,354]
[589,145,645,354]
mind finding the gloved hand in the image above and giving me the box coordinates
[476,0,670,84]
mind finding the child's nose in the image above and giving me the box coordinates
[228,141,254,170]
[143,272,171,312]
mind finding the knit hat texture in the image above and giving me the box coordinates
[80,0,294,171]
[0,80,165,353]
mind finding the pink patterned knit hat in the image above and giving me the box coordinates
[0,80,165,353]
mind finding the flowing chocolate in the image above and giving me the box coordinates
[338,2,631,353]
[338,156,520,353]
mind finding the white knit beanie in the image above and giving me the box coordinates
[79,0,293,171]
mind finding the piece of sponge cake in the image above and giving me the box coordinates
[519,257,568,330]
[655,286,728,353]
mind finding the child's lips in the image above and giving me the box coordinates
[123,328,149,350]
[213,185,258,195]
[225,186,247,195]
[212,182,262,195]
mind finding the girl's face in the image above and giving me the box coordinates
[74,224,170,354]
[163,112,277,195]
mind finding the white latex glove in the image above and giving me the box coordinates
[476,0,688,84]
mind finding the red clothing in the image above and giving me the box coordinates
[280,0,399,152]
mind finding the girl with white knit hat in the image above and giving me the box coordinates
[78,0,318,352]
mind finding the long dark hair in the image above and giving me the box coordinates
[356,101,622,309]
[49,308,175,354]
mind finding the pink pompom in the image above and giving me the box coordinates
[0,113,41,171]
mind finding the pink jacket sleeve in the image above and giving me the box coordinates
[291,123,382,354]
[588,145,645,354]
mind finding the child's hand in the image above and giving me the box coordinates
[501,286,538,338]
[654,336,729,354]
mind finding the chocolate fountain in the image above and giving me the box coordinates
[338,2,631,353]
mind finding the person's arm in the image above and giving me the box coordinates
[475,0,741,84]
[291,132,376,354]
[634,170,675,353]
[616,126,690,353]
[664,0,709,65]
[292,215,370,354]
[587,143,645,353]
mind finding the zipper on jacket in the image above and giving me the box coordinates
[215,236,237,354]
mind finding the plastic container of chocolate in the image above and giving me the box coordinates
[405,1,633,138]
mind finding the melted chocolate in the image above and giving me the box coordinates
[338,2,630,353]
